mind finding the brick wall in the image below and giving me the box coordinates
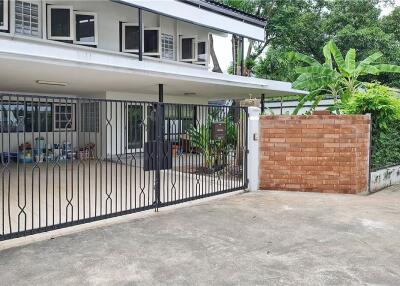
[259,115,371,194]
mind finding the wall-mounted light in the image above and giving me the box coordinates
[36,80,68,87]
[184,92,197,96]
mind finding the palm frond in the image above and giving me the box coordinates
[323,44,332,68]
[292,52,321,66]
[374,64,400,73]
[345,48,356,74]
[327,40,347,75]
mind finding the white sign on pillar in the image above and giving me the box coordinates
[247,106,261,191]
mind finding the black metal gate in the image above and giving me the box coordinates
[0,94,248,240]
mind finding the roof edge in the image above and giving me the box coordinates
[178,0,266,28]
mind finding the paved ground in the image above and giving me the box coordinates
[1,187,400,285]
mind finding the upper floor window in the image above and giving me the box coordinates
[122,23,139,53]
[0,0,9,31]
[121,24,161,57]
[74,11,98,46]
[144,27,160,56]
[161,33,174,60]
[180,36,197,62]
[197,41,207,65]
[47,5,74,41]
[15,0,40,37]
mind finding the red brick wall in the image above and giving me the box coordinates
[259,115,371,194]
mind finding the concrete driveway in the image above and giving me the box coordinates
[0,187,400,285]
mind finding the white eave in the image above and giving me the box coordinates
[112,0,265,41]
[0,34,306,98]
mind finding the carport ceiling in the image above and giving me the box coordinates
[0,57,290,99]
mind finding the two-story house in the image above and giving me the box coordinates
[0,0,305,240]
[0,0,305,146]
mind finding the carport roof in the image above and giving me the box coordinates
[0,34,306,99]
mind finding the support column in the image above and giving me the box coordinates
[139,8,143,61]
[247,107,261,191]
[154,83,164,211]
[260,94,265,114]
[158,84,164,103]
[240,37,244,76]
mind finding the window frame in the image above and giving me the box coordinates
[122,22,139,53]
[195,41,207,66]
[73,11,98,46]
[179,35,197,62]
[47,5,74,41]
[0,0,9,31]
[53,103,76,131]
[0,100,53,133]
[14,0,41,37]
[161,33,174,60]
[80,102,99,132]
[143,26,161,57]
[74,11,99,46]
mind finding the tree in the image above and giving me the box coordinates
[209,34,223,73]
[292,40,400,114]
[382,6,400,40]
[220,0,325,75]
[249,0,328,79]
[246,0,400,87]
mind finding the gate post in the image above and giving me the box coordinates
[247,106,261,191]
[154,84,164,211]
[154,102,163,211]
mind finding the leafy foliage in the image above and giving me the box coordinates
[291,40,400,114]
[238,0,400,88]
[340,84,400,169]
[342,84,400,132]
[187,109,237,170]
[371,121,400,169]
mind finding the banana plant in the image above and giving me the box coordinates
[291,40,400,114]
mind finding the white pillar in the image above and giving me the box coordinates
[247,106,261,191]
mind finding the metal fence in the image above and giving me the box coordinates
[0,94,248,240]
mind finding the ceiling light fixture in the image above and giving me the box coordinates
[36,80,68,87]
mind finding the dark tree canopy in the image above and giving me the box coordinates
[220,0,400,87]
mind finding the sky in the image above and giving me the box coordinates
[214,1,400,72]
[381,0,400,15]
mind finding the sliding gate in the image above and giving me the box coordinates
[0,94,248,240]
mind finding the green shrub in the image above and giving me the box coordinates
[343,84,400,130]
[371,121,400,170]
[341,84,400,169]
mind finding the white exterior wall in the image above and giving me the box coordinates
[370,165,400,192]
[6,0,211,68]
